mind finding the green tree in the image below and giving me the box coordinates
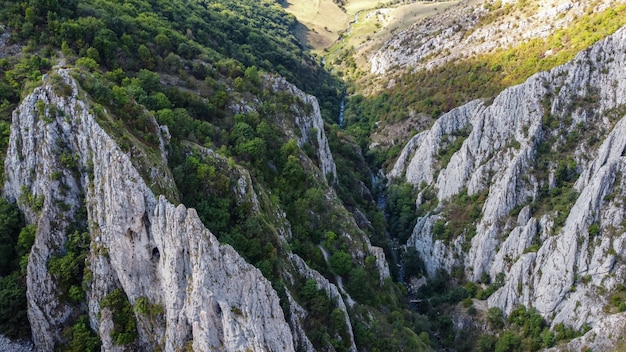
[0,199,23,275]
[495,331,522,352]
[487,307,505,330]
[76,57,98,71]
[137,44,154,69]
[329,251,352,276]
[154,33,172,55]
[86,47,100,62]
[244,66,260,86]
[112,86,129,106]
[476,334,497,352]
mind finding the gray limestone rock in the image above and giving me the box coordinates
[391,25,626,344]
[4,69,295,351]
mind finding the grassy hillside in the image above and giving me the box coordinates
[283,0,458,59]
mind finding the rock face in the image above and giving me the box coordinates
[546,312,626,351]
[0,336,33,352]
[271,76,338,184]
[391,25,626,338]
[4,69,295,351]
[369,0,619,75]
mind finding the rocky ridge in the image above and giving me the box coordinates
[369,0,621,75]
[271,76,338,184]
[390,24,626,339]
[3,69,297,351]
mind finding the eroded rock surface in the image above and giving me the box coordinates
[4,69,295,351]
[391,25,626,340]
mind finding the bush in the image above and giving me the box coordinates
[0,199,30,339]
[62,315,101,352]
[100,289,137,345]
[476,334,497,352]
[495,331,522,352]
[487,307,504,330]
[76,57,98,71]
[329,251,352,276]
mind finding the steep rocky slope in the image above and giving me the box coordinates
[0,55,406,349]
[391,24,626,340]
[3,69,297,351]
[369,0,623,75]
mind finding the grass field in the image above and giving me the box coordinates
[282,0,351,49]
[284,0,459,70]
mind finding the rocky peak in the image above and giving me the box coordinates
[390,25,626,339]
[270,76,338,184]
[4,69,296,351]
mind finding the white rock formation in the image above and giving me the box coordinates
[270,77,338,183]
[0,336,33,352]
[546,312,626,351]
[369,0,621,75]
[391,25,626,339]
[4,69,296,351]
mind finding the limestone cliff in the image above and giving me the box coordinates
[4,69,295,351]
[369,0,621,75]
[270,76,338,184]
[391,24,626,340]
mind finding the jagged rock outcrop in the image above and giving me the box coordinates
[546,312,626,351]
[0,336,33,352]
[270,77,338,184]
[4,69,296,351]
[391,25,626,338]
[369,0,619,75]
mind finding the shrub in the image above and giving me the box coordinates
[487,307,504,330]
[76,57,98,71]
[100,288,137,345]
[62,315,101,352]
[329,251,352,276]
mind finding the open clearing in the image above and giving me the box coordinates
[284,0,459,69]
[282,0,351,50]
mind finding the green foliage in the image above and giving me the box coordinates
[0,199,25,275]
[134,296,164,324]
[352,304,431,352]
[588,222,600,237]
[18,185,45,213]
[385,181,419,243]
[100,288,137,346]
[487,307,505,330]
[17,225,37,258]
[60,315,102,352]
[76,57,98,71]
[476,334,497,352]
[481,305,588,352]
[435,189,488,249]
[329,251,352,276]
[0,272,29,339]
[0,199,30,339]
[0,0,341,116]
[297,279,352,351]
[532,135,580,231]
[47,231,90,304]
[495,331,522,352]
[438,127,471,169]
[403,247,425,279]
